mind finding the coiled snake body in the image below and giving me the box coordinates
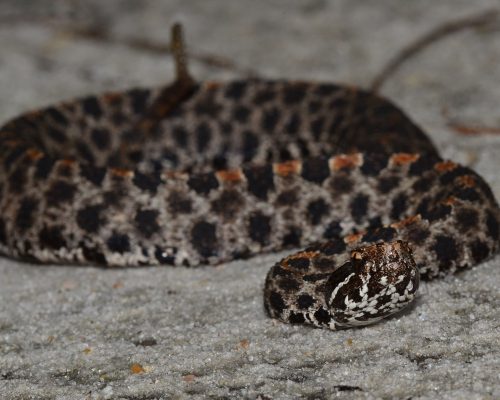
[1,26,499,330]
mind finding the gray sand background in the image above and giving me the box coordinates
[0,1,499,399]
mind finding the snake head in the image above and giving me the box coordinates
[326,240,419,328]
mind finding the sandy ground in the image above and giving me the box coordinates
[0,1,499,399]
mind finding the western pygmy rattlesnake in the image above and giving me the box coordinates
[0,24,498,329]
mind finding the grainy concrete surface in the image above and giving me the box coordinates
[0,1,499,399]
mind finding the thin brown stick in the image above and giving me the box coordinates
[447,122,500,136]
[170,22,194,83]
[135,23,197,128]
[67,26,260,78]
[370,9,499,92]
[441,107,500,136]
[0,16,259,76]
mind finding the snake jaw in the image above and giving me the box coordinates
[326,241,420,328]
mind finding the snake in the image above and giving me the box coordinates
[0,24,499,330]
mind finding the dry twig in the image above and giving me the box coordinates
[66,26,260,78]
[447,122,500,136]
[371,9,499,92]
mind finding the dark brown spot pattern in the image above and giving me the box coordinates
[0,77,497,333]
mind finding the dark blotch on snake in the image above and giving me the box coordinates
[129,88,150,114]
[282,227,302,247]
[133,170,162,193]
[283,85,307,104]
[271,265,291,278]
[111,111,126,126]
[432,235,458,267]
[172,126,188,148]
[47,127,67,143]
[321,240,346,256]
[46,181,76,206]
[303,272,330,282]
[15,197,38,232]
[313,257,336,270]
[316,83,340,96]
[196,122,212,153]
[244,165,274,200]
[454,187,480,202]
[323,221,343,239]
[91,128,111,150]
[378,176,400,194]
[285,113,301,135]
[278,277,301,291]
[81,245,107,264]
[308,100,321,113]
[390,193,408,220]
[268,291,286,314]
[107,233,131,254]
[155,246,176,265]
[187,172,219,195]
[191,221,218,258]
[242,130,259,162]
[195,98,221,116]
[231,247,252,260]
[368,216,383,229]
[211,190,244,220]
[3,145,28,170]
[330,175,353,194]
[288,312,306,324]
[361,153,388,176]
[253,88,276,104]
[233,105,250,123]
[470,240,491,263]
[46,107,69,125]
[456,208,479,231]
[56,161,73,178]
[76,141,95,163]
[310,117,325,140]
[82,96,103,119]
[408,154,437,176]
[168,191,192,214]
[9,166,27,194]
[276,189,298,206]
[224,81,247,100]
[0,218,6,244]
[39,226,66,250]
[412,176,434,193]
[76,205,104,233]
[287,257,310,270]
[350,193,369,223]
[419,200,452,222]
[439,166,471,185]
[314,308,332,324]
[80,164,106,186]
[297,294,315,309]
[486,210,499,240]
[307,198,330,225]
[261,107,280,131]
[248,212,271,245]
[362,227,396,243]
[135,209,160,238]
[406,225,430,245]
[35,156,56,180]
[301,157,330,184]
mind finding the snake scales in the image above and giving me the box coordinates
[0,25,499,330]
